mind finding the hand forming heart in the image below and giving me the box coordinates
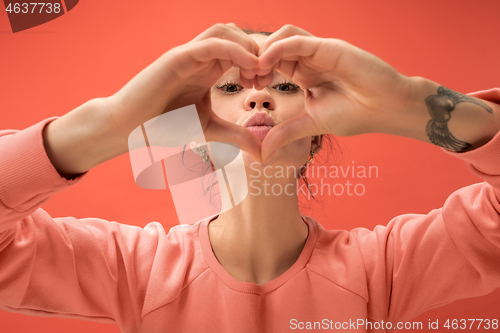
[108,23,263,162]
[108,23,415,164]
[254,24,414,162]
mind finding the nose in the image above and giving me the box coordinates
[245,90,274,111]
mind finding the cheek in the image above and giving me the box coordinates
[282,95,305,117]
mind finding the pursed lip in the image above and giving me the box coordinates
[243,112,277,127]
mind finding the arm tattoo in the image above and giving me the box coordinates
[425,86,493,152]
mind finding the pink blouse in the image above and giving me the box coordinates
[1,88,499,332]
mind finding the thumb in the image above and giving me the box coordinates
[204,115,263,163]
[261,111,318,163]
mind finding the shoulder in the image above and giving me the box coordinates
[302,214,370,302]
[142,221,209,315]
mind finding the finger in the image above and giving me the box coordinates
[225,23,260,56]
[256,71,274,90]
[260,112,319,163]
[239,67,257,79]
[257,36,320,76]
[190,22,259,57]
[218,59,234,74]
[220,60,256,90]
[194,39,259,70]
[274,59,297,82]
[258,24,314,56]
[240,73,254,89]
[254,62,280,90]
[256,59,298,88]
[224,23,260,81]
[173,39,259,78]
[205,114,263,163]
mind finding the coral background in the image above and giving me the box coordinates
[0,0,499,331]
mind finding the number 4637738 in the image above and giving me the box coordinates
[5,3,62,14]
[443,319,499,330]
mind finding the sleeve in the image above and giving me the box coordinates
[0,117,162,333]
[352,88,500,328]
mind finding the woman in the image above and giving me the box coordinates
[0,23,499,333]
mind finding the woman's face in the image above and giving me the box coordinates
[210,33,312,173]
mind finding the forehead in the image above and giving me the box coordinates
[249,33,268,46]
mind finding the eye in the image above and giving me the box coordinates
[275,79,301,94]
[215,80,243,95]
[215,79,301,95]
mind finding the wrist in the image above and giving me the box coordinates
[389,76,500,151]
[43,98,128,178]
[394,76,441,141]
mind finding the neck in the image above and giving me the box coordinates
[208,169,309,286]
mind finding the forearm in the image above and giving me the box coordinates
[389,77,500,152]
[42,98,129,179]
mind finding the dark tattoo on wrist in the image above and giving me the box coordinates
[425,86,493,152]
